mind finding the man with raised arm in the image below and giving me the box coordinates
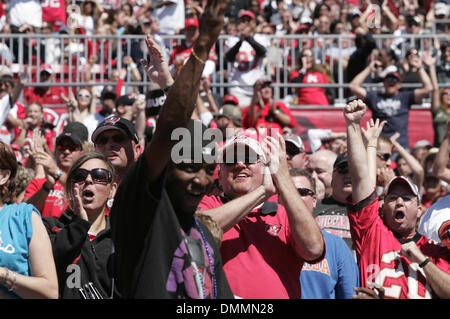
[349,59,432,150]
[344,99,450,299]
[110,0,234,299]
[197,131,325,298]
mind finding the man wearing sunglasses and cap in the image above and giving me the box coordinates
[24,122,87,218]
[344,99,450,299]
[197,131,325,298]
[91,115,142,184]
[349,55,433,151]
[110,0,234,299]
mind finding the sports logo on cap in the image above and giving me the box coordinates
[105,116,120,124]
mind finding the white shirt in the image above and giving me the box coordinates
[9,0,42,28]
[225,34,270,96]
[154,0,185,35]
[418,194,450,244]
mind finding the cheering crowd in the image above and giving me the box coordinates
[0,0,449,299]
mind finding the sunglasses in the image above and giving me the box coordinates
[334,164,349,175]
[57,143,81,152]
[385,193,416,203]
[77,93,92,98]
[224,153,260,166]
[377,152,391,161]
[95,133,127,146]
[72,168,112,184]
[385,77,399,83]
[297,188,315,197]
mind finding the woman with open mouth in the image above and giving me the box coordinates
[43,152,119,299]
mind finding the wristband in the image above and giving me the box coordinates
[42,182,53,192]
[55,169,63,182]
[419,257,431,268]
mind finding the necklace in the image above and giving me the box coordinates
[194,217,217,299]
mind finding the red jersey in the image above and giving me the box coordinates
[241,101,297,136]
[24,86,67,106]
[24,178,67,218]
[169,42,217,66]
[198,195,324,299]
[347,191,450,299]
[41,0,66,30]
[290,70,330,106]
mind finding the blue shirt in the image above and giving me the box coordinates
[0,202,39,298]
[300,231,360,299]
[365,90,415,150]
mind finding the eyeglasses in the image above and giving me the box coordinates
[57,143,81,152]
[385,193,416,203]
[95,133,127,146]
[334,164,349,175]
[72,168,112,185]
[297,187,315,197]
[77,93,92,99]
[377,152,391,161]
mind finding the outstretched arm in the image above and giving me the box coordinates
[265,134,324,262]
[345,99,374,203]
[349,62,374,100]
[390,132,424,187]
[413,58,433,104]
[143,0,229,186]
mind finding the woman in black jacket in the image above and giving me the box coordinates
[43,152,118,299]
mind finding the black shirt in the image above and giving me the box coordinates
[110,155,233,299]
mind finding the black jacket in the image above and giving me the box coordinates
[43,211,119,299]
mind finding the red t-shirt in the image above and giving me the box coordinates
[241,101,297,136]
[198,195,316,299]
[24,86,68,106]
[41,0,66,30]
[347,192,450,299]
[24,178,67,218]
[290,70,330,106]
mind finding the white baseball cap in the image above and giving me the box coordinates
[384,176,421,202]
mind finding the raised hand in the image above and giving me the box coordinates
[197,0,231,50]
[344,99,367,124]
[362,118,387,147]
[263,134,289,177]
[71,183,89,221]
[140,34,173,89]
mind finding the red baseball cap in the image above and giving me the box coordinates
[223,94,239,105]
[185,18,199,29]
[239,10,255,20]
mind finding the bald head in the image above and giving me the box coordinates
[307,150,337,199]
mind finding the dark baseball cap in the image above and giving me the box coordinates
[92,116,139,144]
[56,122,89,147]
[115,94,136,107]
[333,152,348,169]
[101,86,117,100]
